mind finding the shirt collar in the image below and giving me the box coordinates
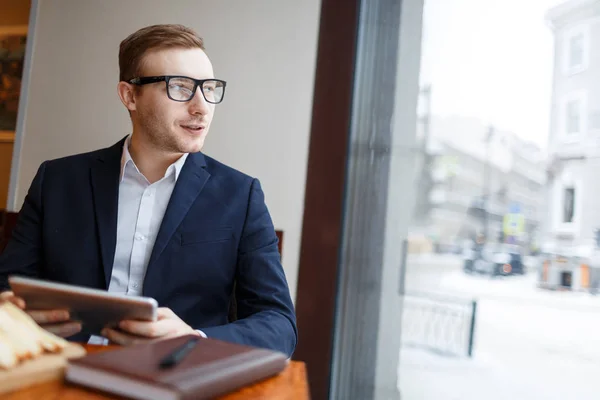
[120,135,189,182]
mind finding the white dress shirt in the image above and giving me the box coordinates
[89,136,189,344]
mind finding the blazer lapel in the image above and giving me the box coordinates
[90,138,125,288]
[143,152,210,297]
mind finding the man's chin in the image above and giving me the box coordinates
[178,138,205,154]
[178,128,207,151]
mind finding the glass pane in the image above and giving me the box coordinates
[569,34,584,68]
[397,0,600,399]
[566,100,580,134]
[563,187,575,223]
[167,77,195,101]
[200,80,224,103]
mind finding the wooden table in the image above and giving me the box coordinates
[4,344,310,400]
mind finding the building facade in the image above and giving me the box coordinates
[544,0,600,258]
[411,114,546,252]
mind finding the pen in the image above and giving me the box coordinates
[159,336,200,369]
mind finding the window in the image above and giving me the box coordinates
[566,99,580,135]
[568,34,584,70]
[562,187,575,223]
[553,178,581,232]
[397,2,599,399]
[560,91,587,140]
[563,24,589,75]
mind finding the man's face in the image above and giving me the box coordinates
[128,48,216,154]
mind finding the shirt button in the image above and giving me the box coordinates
[135,233,145,241]
[132,283,139,289]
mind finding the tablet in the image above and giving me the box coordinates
[8,275,158,336]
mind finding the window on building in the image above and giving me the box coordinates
[568,33,584,70]
[561,91,587,140]
[562,187,575,224]
[563,25,589,75]
[566,99,580,135]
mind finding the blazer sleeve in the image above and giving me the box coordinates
[0,162,47,291]
[200,178,298,357]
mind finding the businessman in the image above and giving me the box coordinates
[0,24,297,357]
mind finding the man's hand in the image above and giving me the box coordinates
[101,307,200,346]
[0,291,81,338]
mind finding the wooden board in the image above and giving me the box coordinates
[0,343,86,395]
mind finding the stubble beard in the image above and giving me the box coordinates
[137,108,188,154]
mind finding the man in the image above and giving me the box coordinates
[0,24,297,357]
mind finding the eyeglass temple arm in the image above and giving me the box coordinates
[128,76,167,85]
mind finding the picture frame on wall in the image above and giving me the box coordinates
[0,24,28,144]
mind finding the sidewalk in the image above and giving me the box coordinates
[399,345,599,400]
[398,271,600,400]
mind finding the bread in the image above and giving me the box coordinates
[0,335,18,369]
[1,302,68,353]
[0,302,69,369]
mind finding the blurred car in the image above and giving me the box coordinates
[463,243,525,276]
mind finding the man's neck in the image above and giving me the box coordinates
[128,134,184,184]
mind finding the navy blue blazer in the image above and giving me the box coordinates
[0,138,297,357]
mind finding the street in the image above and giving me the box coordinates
[398,254,600,400]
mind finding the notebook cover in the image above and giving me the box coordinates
[65,335,288,400]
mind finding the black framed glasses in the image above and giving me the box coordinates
[128,75,227,104]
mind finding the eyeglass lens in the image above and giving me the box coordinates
[167,77,225,103]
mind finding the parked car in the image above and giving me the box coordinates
[463,243,525,276]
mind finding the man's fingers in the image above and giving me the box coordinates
[101,328,150,346]
[0,291,26,309]
[27,309,70,324]
[12,297,26,309]
[43,322,82,338]
[118,319,170,338]
[157,307,176,319]
[114,307,174,337]
[112,308,193,344]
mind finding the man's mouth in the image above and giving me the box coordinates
[180,124,204,132]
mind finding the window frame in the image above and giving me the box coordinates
[559,90,587,143]
[553,176,582,233]
[562,23,590,76]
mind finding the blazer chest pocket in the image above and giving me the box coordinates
[180,228,234,246]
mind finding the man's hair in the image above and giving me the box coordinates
[119,24,205,82]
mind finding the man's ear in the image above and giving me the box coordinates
[117,81,137,111]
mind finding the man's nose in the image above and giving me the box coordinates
[188,88,210,115]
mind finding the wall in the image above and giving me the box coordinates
[9,0,321,301]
